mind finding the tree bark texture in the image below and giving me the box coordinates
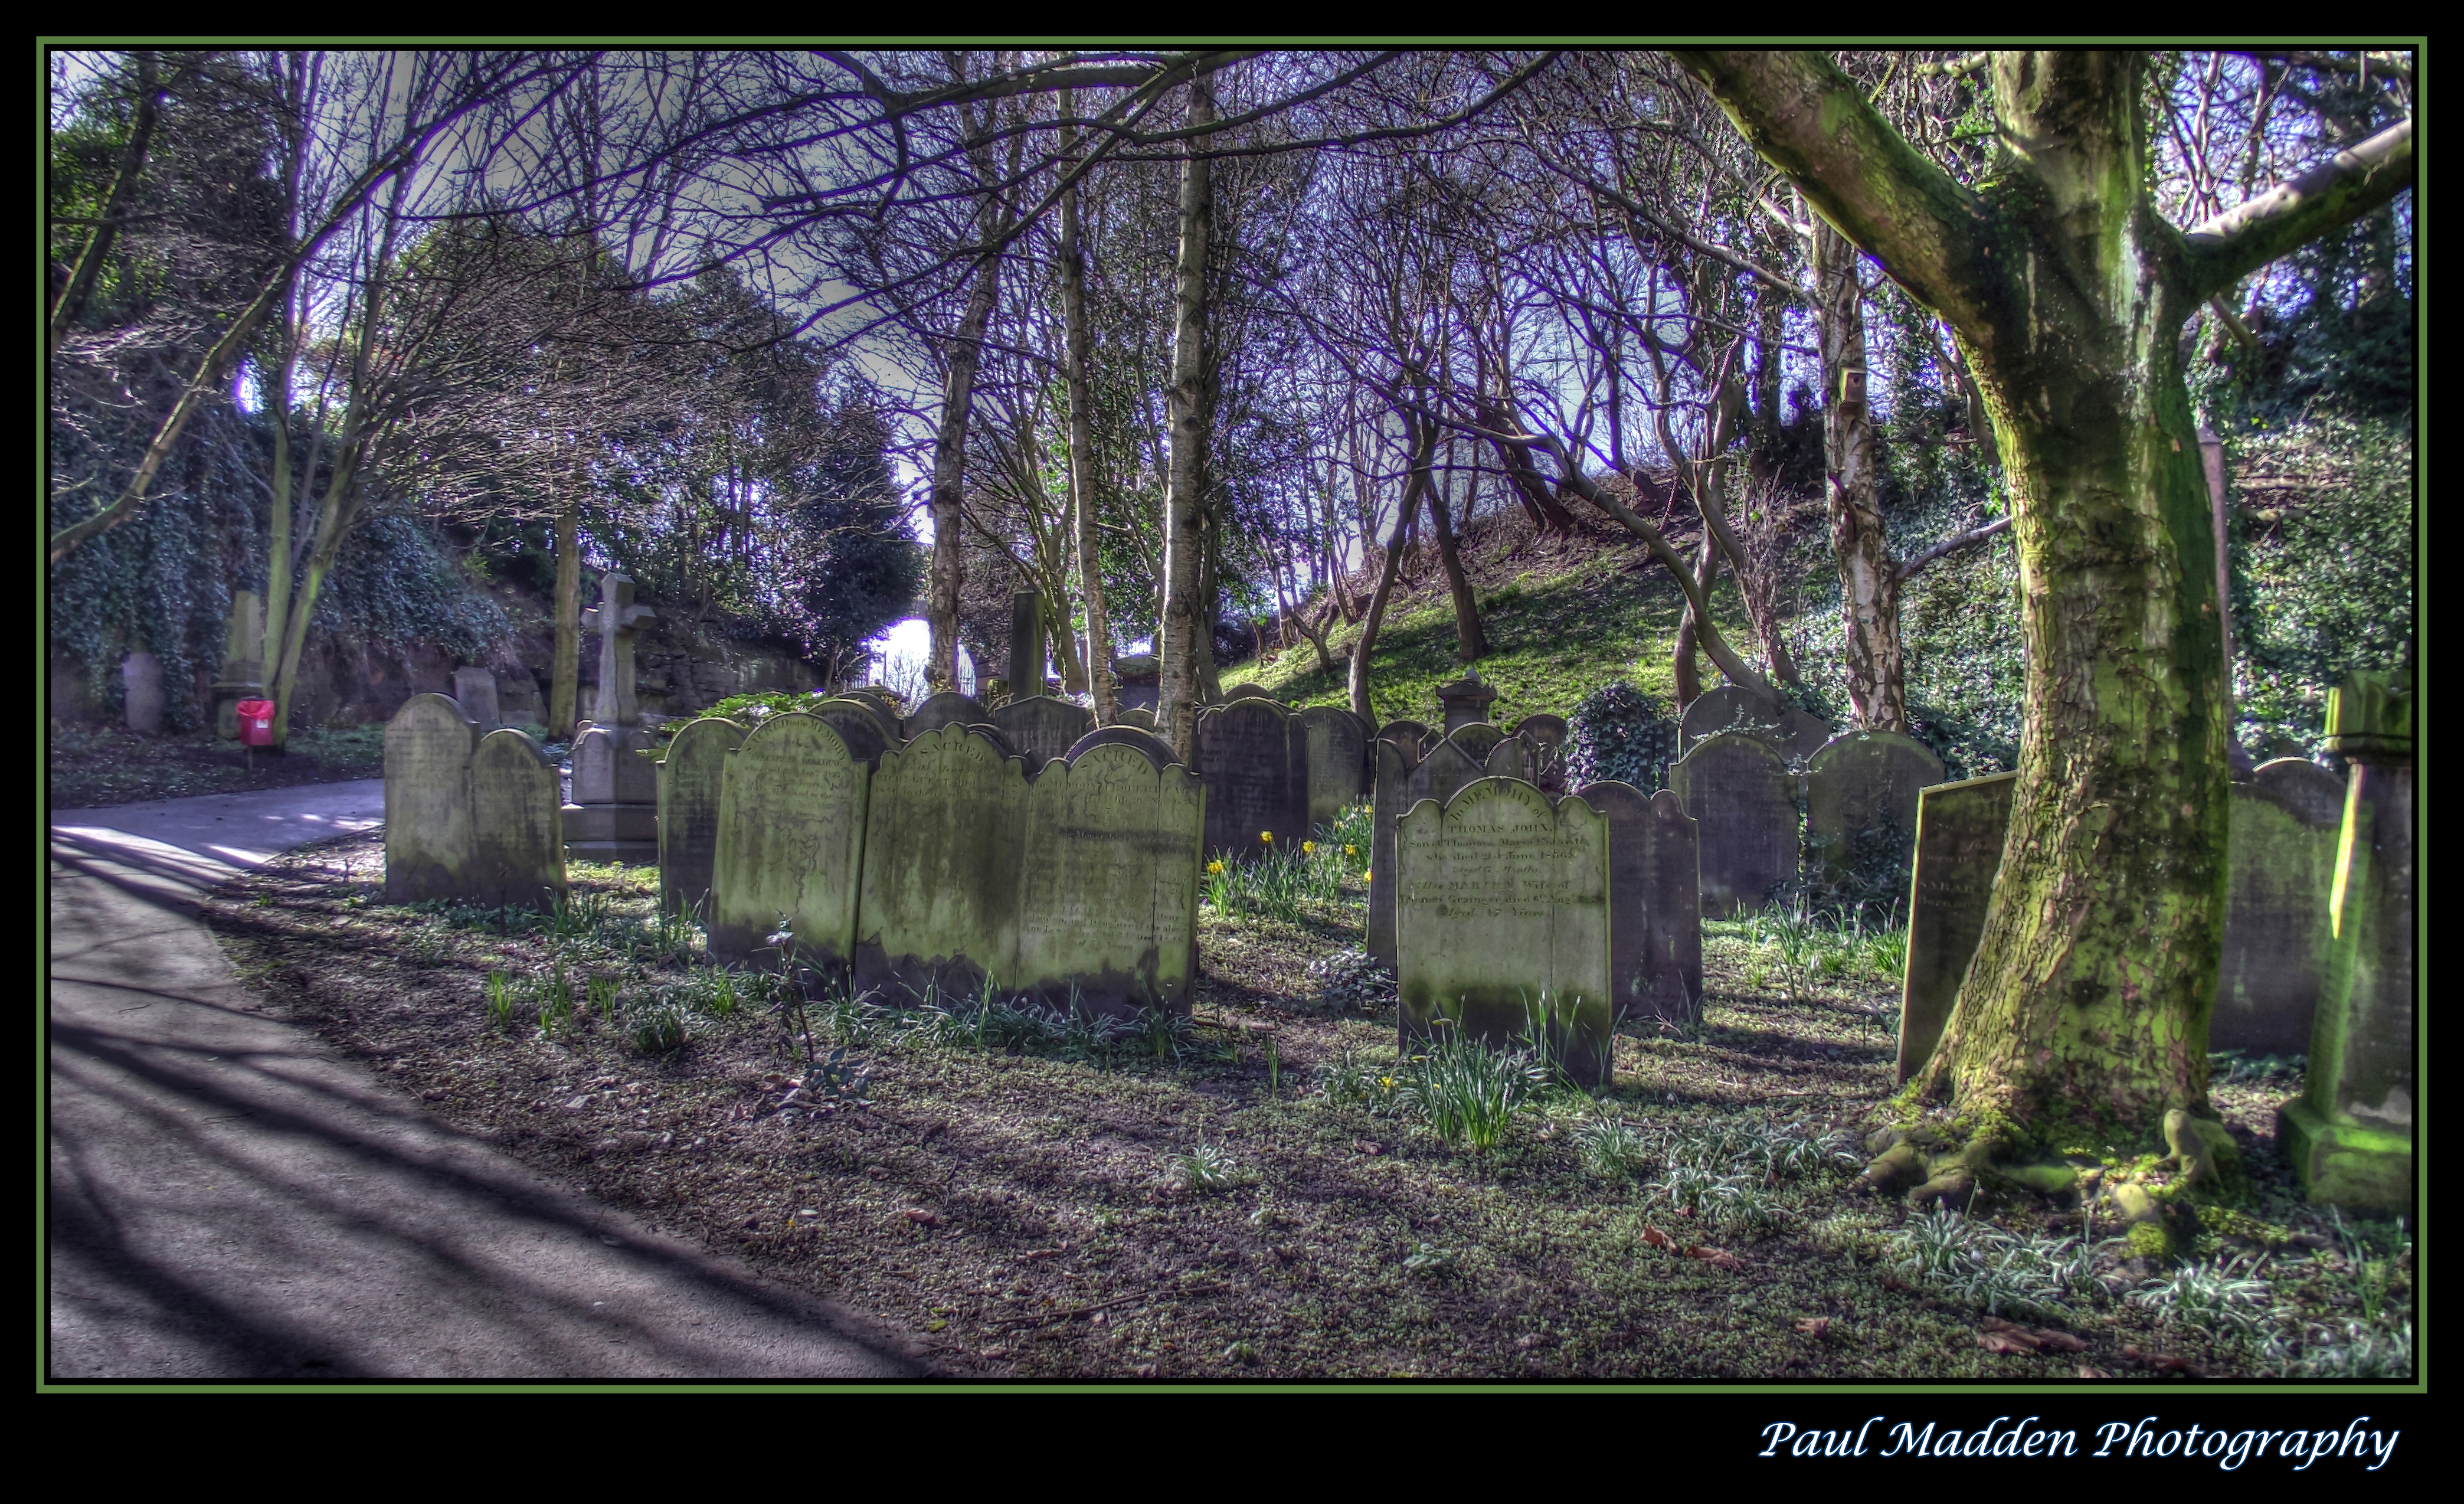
[927,250,1003,691]
[1059,99,1118,727]
[1425,425,1490,662]
[1349,478,1415,722]
[1812,218,1905,730]
[551,491,580,738]
[1156,71,1216,760]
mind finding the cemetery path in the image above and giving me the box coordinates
[46,781,922,1381]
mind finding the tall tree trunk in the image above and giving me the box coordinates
[1059,94,1118,726]
[1155,71,1216,760]
[1812,218,1905,730]
[927,255,1002,691]
[551,486,581,738]
[1671,524,1720,710]
[1424,426,1489,661]
[1349,478,1416,722]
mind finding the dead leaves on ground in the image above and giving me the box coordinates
[1642,1224,1744,1270]
[1975,1315,2087,1356]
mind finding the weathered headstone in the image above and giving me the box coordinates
[1668,732,1800,917]
[1894,771,2018,1084]
[1065,725,1182,767]
[1397,778,1614,1086]
[1434,671,1498,734]
[2252,756,2344,827]
[1518,713,1570,792]
[1220,682,1276,703]
[383,693,479,904]
[2213,777,2341,1058]
[1296,704,1370,829]
[562,724,660,864]
[1482,733,1529,782]
[1802,731,1945,908]
[1368,736,1486,970]
[121,651,164,735]
[1008,590,1045,697]
[212,591,265,740]
[468,729,565,910]
[656,717,745,920]
[855,725,1030,1003]
[1677,683,1781,758]
[1377,719,1431,756]
[2280,672,2413,1211]
[904,691,988,738]
[582,574,656,728]
[451,666,502,731]
[1578,780,1702,1025]
[1115,706,1158,732]
[809,698,895,766]
[1194,698,1310,858]
[707,712,871,974]
[1014,737,1205,1015]
[993,694,1095,773]
[1446,723,1508,767]
[844,685,904,722]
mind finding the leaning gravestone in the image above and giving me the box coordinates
[451,666,502,732]
[122,651,165,735]
[1578,780,1703,1025]
[1297,704,1370,829]
[2214,770,2342,1058]
[1368,736,1486,970]
[1194,698,1310,858]
[1894,771,2018,1084]
[1397,778,1614,1086]
[468,729,565,910]
[1517,713,1570,793]
[656,717,745,920]
[1668,732,1801,917]
[856,725,1030,1003]
[707,713,871,975]
[904,691,988,739]
[993,694,1095,773]
[383,693,480,904]
[1014,735,1206,1015]
[1802,731,1945,908]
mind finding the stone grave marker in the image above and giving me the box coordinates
[1518,712,1570,792]
[1194,698,1310,858]
[1434,671,1498,733]
[213,590,264,739]
[707,712,871,974]
[1578,780,1703,1025]
[563,725,659,864]
[1377,719,1431,758]
[1894,771,2017,1084]
[1008,590,1045,697]
[809,699,894,766]
[383,692,480,903]
[468,729,565,910]
[581,574,656,727]
[1014,735,1206,1015]
[994,694,1095,773]
[904,691,987,738]
[656,717,745,920]
[122,651,164,734]
[1297,704,1370,829]
[1677,683,1780,759]
[1368,736,1486,970]
[1397,778,1614,1085]
[1802,731,1945,907]
[817,694,902,749]
[1115,706,1158,731]
[451,666,502,731]
[1446,723,1508,766]
[1668,732,1801,917]
[2213,775,2342,1058]
[856,725,1030,1003]
[1219,683,1277,703]
[1065,725,1182,766]
[2253,756,2344,827]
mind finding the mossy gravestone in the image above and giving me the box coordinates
[563,725,659,864]
[468,729,565,910]
[1015,737,1205,1015]
[816,695,902,751]
[1895,771,2017,1084]
[1802,731,1945,909]
[855,725,1030,1003]
[1397,778,1613,1086]
[1115,706,1157,731]
[1195,698,1310,859]
[1668,732,1800,917]
[1297,704,1370,829]
[1577,780,1702,1025]
[657,717,745,920]
[2214,769,2342,1058]
[1678,682,1828,764]
[384,693,480,904]
[1377,720,1431,757]
[904,691,987,739]
[993,694,1094,773]
[1369,736,1485,970]
[708,713,870,975]
[1446,723,1508,767]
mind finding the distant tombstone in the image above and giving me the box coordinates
[707,712,871,974]
[1008,590,1045,697]
[855,725,1030,1003]
[808,699,894,766]
[1013,738,1206,1015]
[1397,778,1614,1086]
[383,693,480,904]
[904,691,988,738]
[961,722,1018,760]
[1446,723,1508,766]
[656,717,745,920]
[451,666,502,731]
[1676,683,1781,759]
[1220,682,1276,703]
[1516,713,1569,753]
[1434,672,1498,734]
[1368,737,1486,970]
[1376,720,1431,760]
[121,652,164,735]
[1297,704,1370,829]
[993,694,1095,773]
[2214,776,2340,1058]
[1065,725,1181,767]
[581,574,656,728]
[1894,772,2018,1084]
[1802,731,1945,907]
[1578,781,1702,1025]
[468,729,565,910]
[1115,706,1158,731]
[563,725,659,864]
[213,590,265,739]
[1668,732,1800,917]
[1518,713,1570,792]
[844,685,904,722]
[1194,698,1310,859]
[1482,733,1529,782]
[2252,756,2345,828]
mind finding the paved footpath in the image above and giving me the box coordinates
[47,780,920,1381]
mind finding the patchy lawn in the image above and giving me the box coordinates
[50,722,385,808]
[202,832,2411,1381]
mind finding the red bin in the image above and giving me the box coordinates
[236,699,277,746]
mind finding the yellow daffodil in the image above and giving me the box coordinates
[1361,870,1373,884]
[1301,840,1316,855]
[1344,844,1356,856]
[1207,859,1226,875]
[1259,830,1274,843]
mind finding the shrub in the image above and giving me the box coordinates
[1566,682,1677,792]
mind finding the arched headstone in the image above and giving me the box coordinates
[1377,720,1431,758]
[1668,732,1799,918]
[1676,684,1782,759]
[1066,725,1179,769]
[1220,682,1276,703]
[1802,731,1945,908]
[1015,740,1206,1015]
[1368,737,1485,969]
[993,694,1095,773]
[1578,780,1702,1025]
[855,725,1029,1003]
[469,729,565,910]
[2252,756,2345,828]
[708,713,870,973]
[1114,706,1158,732]
[121,652,165,735]
[810,698,894,765]
[384,693,479,904]
[657,717,745,920]
[1194,698,1310,858]
[1297,704,1370,829]
[1445,722,1507,766]
[451,666,502,731]
[904,691,988,738]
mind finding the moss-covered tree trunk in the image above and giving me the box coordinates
[1682,48,2412,1148]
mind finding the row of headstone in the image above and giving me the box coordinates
[384,693,567,910]
[1393,774,1702,1086]
[1664,728,1945,918]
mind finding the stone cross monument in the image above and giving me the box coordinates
[563,574,660,864]
[581,574,657,729]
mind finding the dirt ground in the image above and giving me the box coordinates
[49,723,385,808]
[199,831,2410,1381]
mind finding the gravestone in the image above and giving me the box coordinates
[1446,723,1508,766]
[562,725,659,864]
[844,685,903,722]
[2213,777,2342,1058]
[121,651,164,735]
[383,693,479,904]
[993,694,1095,773]
[1367,737,1486,970]
[1014,736,1206,1015]
[2281,673,2413,1211]
[1115,706,1158,731]
[2253,756,2344,828]
[1065,725,1182,767]
[1194,698,1310,859]
[1578,781,1703,1025]
[904,691,988,738]
[1481,733,1529,782]
[1434,671,1498,734]
[1009,590,1045,697]
[212,590,265,739]
[855,725,1030,1003]
[1220,683,1276,703]
[1894,771,2018,1084]
[1677,683,1780,758]
[468,729,565,910]
[581,574,656,728]
[656,717,745,920]
[1802,731,1945,908]
[707,712,871,975]
[1297,705,1370,829]
[1518,713,1570,793]
[1396,778,1614,1086]
[451,666,502,732]
[808,698,894,766]
[1668,732,1800,917]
